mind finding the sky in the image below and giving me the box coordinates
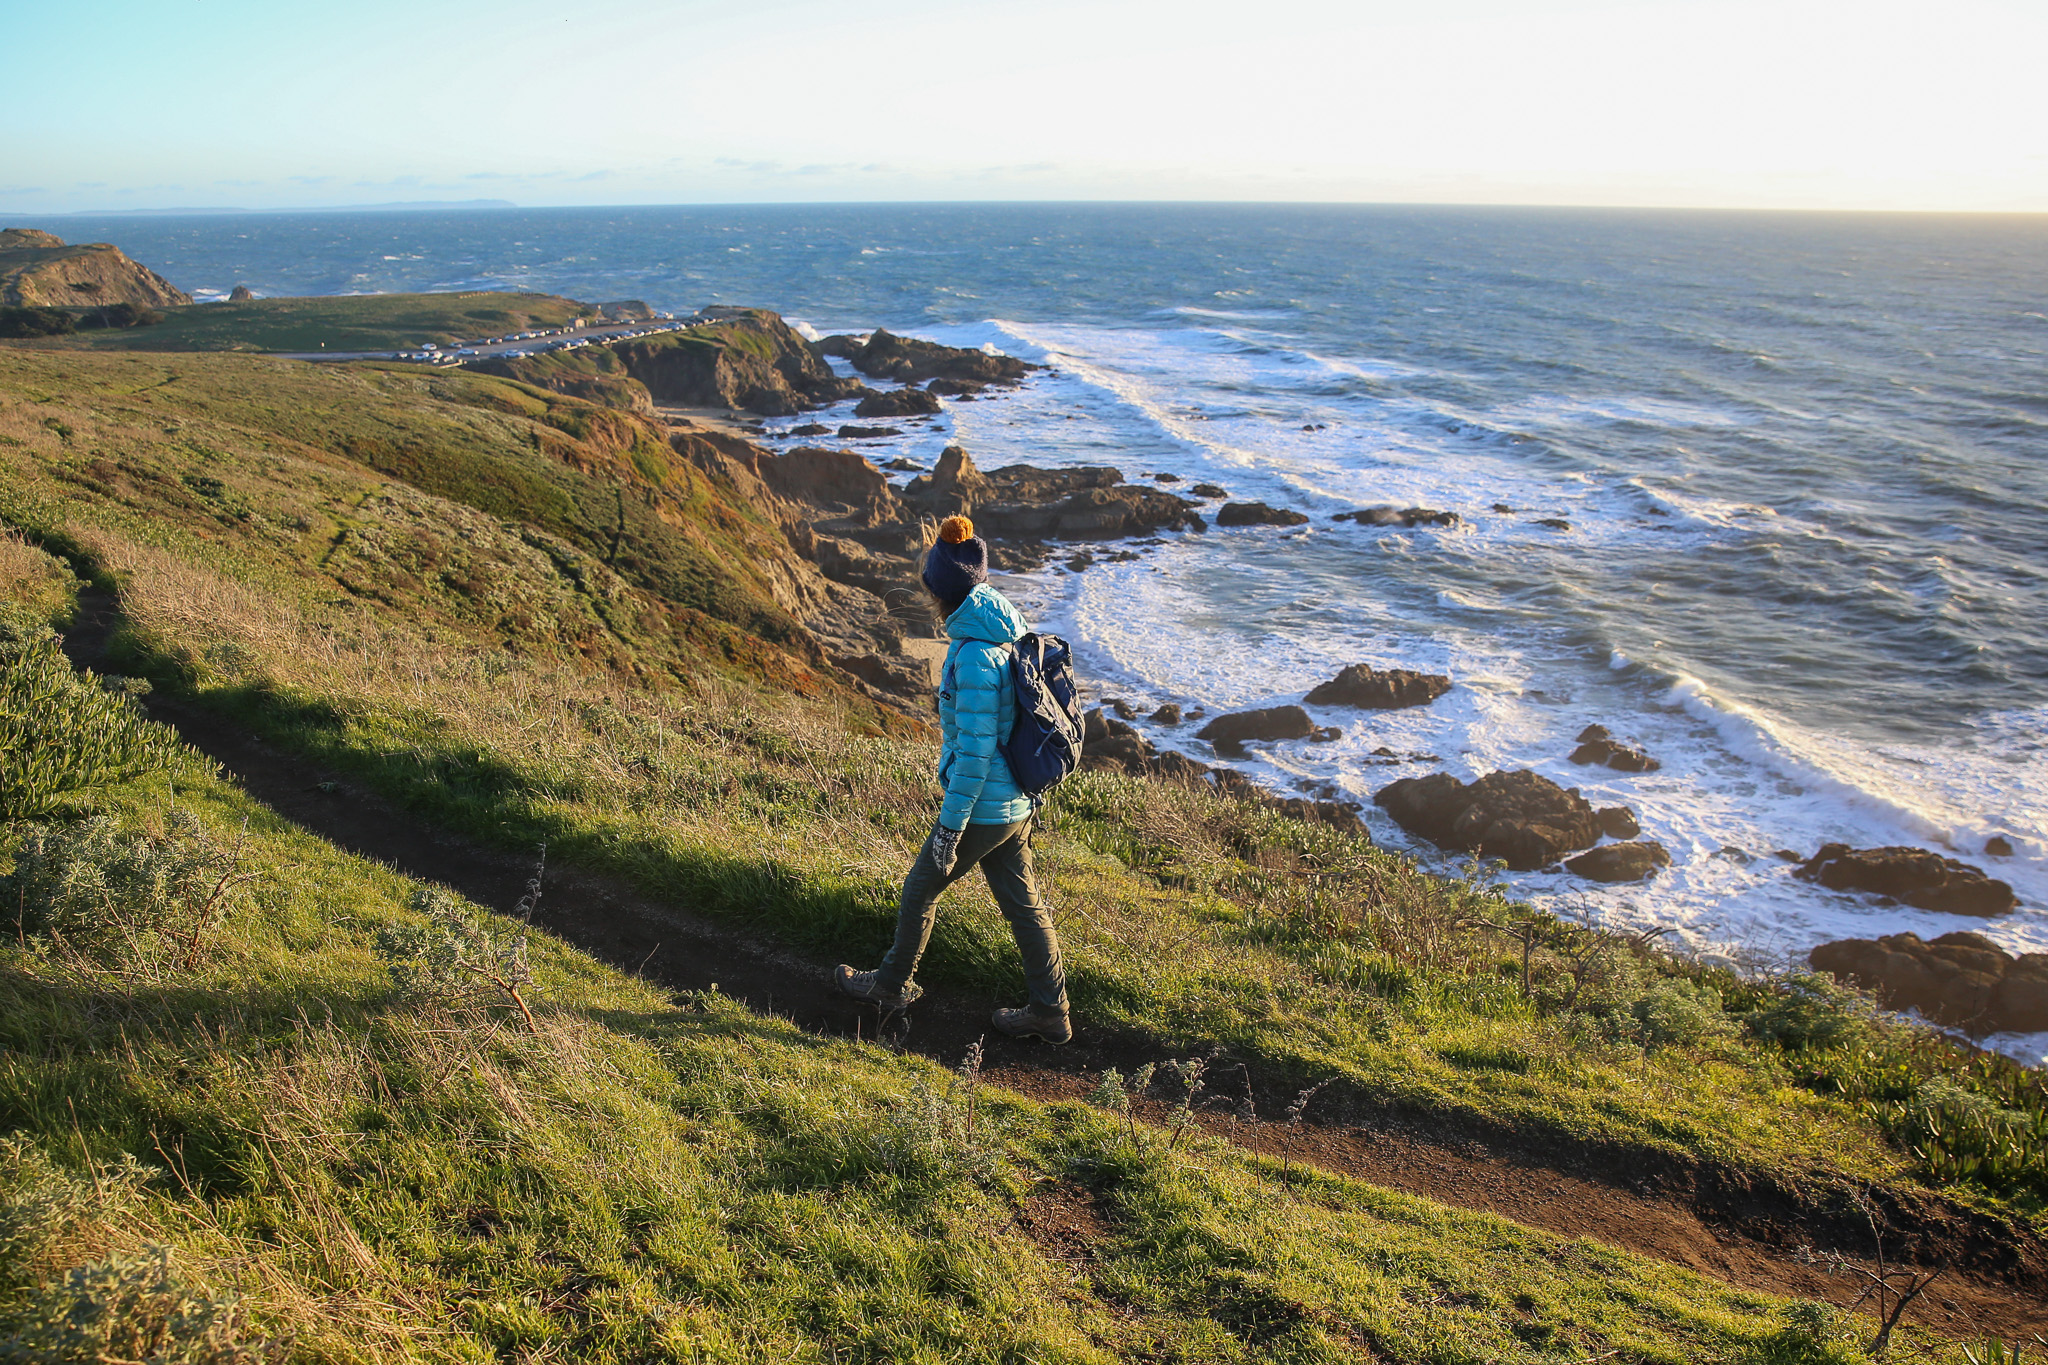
[5,0,2046,214]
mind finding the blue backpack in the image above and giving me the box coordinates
[1003,633,1084,802]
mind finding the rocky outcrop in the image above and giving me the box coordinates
[228,285,255,302]
[1196,706,1339,756]
[1811,932,2048,1034]
[901,445,993,518]
[1569,724,1661,773]
[854,386,941,418]
[1373,769,1602,871]
[1794,845,2017,917]
[1216,501,1309,528]
[610,308,866,416]
[837,425,902,439]
[977,485,1205,541]
[926,378,985,397]
[1566,841,1671,883]
[1190,483,1229,499]
[1333,506,1460,528]
[0,230,191,308]
[828,328,1041,386]
[1597,806,1641,840]
[1304,665,1452,711]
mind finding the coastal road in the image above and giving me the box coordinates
[274,317,689,364]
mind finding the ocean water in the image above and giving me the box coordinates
[56,204,2048,1059]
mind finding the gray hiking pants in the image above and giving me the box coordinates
[877,817,1068,1013]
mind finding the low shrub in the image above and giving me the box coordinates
[0,307,74,339]
[0,1245,268,1365]
[0,812,253,970]
[0,613,190,819]
[373,886,537,1028]
[1743,972,1871,1052]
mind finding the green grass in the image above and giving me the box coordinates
[4,292,592,354]
[0,650,1911,1363]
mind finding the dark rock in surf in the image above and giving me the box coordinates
[1811,931,2048,1035]
[1566,840,1672,883]
[228,284,254,302]
[1597,806,1641,840]
[1373,768,1602,871]
[1794,844,2016,917]
[838,425,903,439]
[839,328,1040,386]
[854,387,942,418]
[1986,835,2015,857]
[1216,501,1310,528]
[1570,725,1662,774]
[1197,705,1333,756]
[1150,703,1183,726]
[926,377,986,396]
[1191,483,1229,499]
[1334,506,1461,528]
[1304,665,1452,711]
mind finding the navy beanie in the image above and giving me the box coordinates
[922,515,989,613]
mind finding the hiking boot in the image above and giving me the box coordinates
[834,964,923,1009]
[991,1004,1072,1045]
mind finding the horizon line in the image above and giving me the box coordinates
[9,198,2048,221]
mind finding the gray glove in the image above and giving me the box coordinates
[929,824,963,878]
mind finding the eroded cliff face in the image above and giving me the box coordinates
[0,229,193,308]
[612,309,867,416]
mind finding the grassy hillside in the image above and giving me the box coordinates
[8,292,591,354]
[0,345,2043,1359]
[0,563,1920,1364]
[0,349,901,711]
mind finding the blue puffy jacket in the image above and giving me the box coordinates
[936,583,1033,829]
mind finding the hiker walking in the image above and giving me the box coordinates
[836,515,1073,1043]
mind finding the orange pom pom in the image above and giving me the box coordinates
[939,515,974,545]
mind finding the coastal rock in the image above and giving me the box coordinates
[982,463,1123,501]
[1811,931,2048,1035]
[816,334,865,359]
[926,377,986,397]
[1150,703,1183,726]
[837,424,903,439]
[902,445,994,518]
[790,423,831,436]
[837,327,1042,386]
[1794,844,2017,917]
[1597,806,1641,840]
[1536,518,1572,531]
[747,447,901,524]
[1570,724,1661,773]
[228,284,254,302]
[1152,472,1182,483]
[1333,506,1460,528]
[1303,665,1452,711]
[1373,768,1602,871]
[1566,840,1672,883]
[1215,501,1310,528]
[1080,708,1211,785]
[609,308,865,416]
[974,485,1204,541]
[1197,705,1319,753]
[1190,483,1229,499]
[0,230,192,308]
[854,386,943,419]
[1986,835,2015,857]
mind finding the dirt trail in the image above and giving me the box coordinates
[57,591,2048,1340]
